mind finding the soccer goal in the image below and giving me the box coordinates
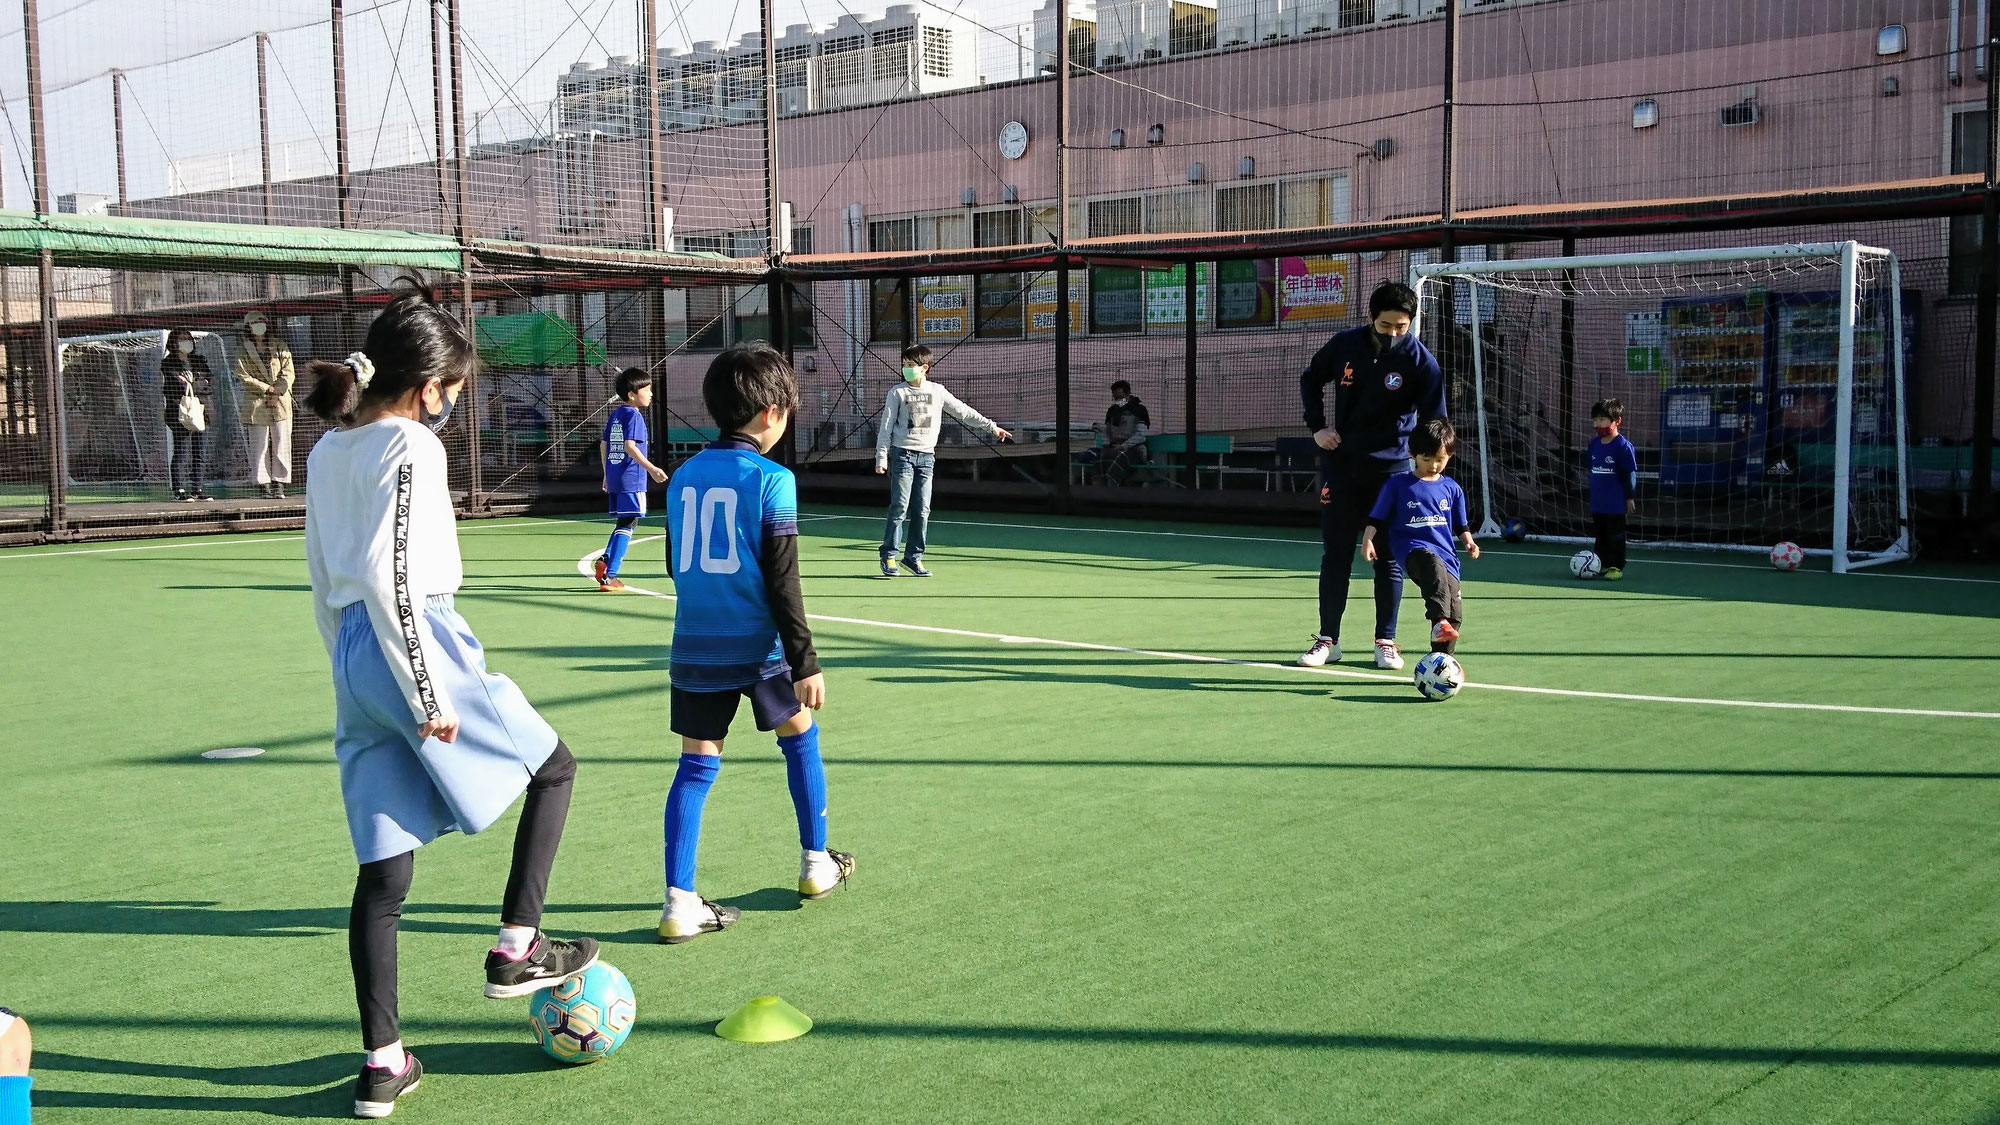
[1411,241,1912,573]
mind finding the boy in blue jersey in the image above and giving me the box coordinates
[1587,398,1638,580]
[658,344,852,945]
[594,368,668,592]
[1361,419,1479,653]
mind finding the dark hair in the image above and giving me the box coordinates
[304,282,476,425]
[1409,417,1457,458]
[703,343,799,433]
[1591,397,1624,423]
[1368,280,1420,320]
[615,366,654,399]
[164,327,197,354]
[902,345,933,366]
[1110,380,1132,394]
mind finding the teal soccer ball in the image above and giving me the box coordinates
[1413,652,1464,701]
[531,962,636,1064]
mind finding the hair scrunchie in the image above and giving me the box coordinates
[346,351,376,390]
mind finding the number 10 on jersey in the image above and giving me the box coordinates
[677,486,742,575]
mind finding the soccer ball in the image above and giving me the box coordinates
[1500,518,1527,543]
[1770,541,1804,570]
[531,963,636,1064]
[1413,652,1463,701]
[1569,550,1604,579]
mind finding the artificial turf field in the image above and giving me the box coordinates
[5,507,2000,1123]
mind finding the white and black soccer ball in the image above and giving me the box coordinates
[1770,541,1804,571]
[1413,652,1464,701]
[1569,550,1604,579]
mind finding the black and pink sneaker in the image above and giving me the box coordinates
[352,1053,421,1119]
[482,932,598,999]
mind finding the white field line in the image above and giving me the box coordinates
[577,541,2000,721]
[0,517,581,560]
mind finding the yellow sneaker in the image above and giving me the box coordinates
[799,850,855,900]
[1602,567,1624,581]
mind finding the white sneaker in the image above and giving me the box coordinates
[799,849,855,900]
[657,888,740,945]
[1298,635,1340,667]
[1374,640,1404,670]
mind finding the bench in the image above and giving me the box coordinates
[1073,432,1234,487]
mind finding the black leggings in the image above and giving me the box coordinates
[1592,513,1628,570]
[350,742,577,1049]
[615,515,639,532]
[1402,549,1463,654]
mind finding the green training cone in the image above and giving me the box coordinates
[716,995,813,1043]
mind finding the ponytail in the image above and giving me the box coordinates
[305,358,361,424]
[303,279,477,426]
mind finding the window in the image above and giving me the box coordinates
[1216,182,1277,231]
[869,217,916,253]
[1144,189,1201,233]
[1087,196,1142,237]
[1951,108,1989,296]
[732,284,816,348]
[686,286,730,349]
[790,225,814,255]
[1279,175,1350,228]
[1878,24,1907,55]
[1633,99,1660,129]
[870,279,908,343]
[923,27,954,78]
[873,26,915,45]
[973,209,1024,338]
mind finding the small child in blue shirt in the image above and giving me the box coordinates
[1362,418,1480,654]
[594,367,668,591]
[657,344,853,945]
[1587,397,1639,580]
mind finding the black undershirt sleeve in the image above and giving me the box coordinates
[760,533,821,681]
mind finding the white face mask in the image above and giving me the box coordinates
[175,339,193,355]
[249,322,267,338]
[1113,397,1129,407]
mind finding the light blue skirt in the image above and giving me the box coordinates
[333,595,558,864]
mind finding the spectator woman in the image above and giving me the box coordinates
[162,326,214,502]
[236,309,297,499]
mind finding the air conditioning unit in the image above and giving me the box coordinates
[1718,100,1759,128]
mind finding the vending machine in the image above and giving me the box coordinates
[1766,290,1917,483]
[1657,294,1771,489]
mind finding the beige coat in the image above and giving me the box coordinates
[236,341,295,425]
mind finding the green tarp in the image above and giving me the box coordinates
[0,209,463,273]
[474,311,608,368]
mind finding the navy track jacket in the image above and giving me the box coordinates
[1300,325,1447,461]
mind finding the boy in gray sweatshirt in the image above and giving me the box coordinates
[874,345,1012,576]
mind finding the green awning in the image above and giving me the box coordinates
[474,311,608,368]
[0,209,463,273]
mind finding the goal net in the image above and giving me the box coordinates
[1412,242,1912,573]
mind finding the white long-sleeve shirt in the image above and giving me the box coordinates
[305,417,462,727]
[875,380,999,470]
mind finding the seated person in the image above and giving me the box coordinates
[1081,380,1150,485]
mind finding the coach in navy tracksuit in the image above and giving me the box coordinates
[1296,280,1447,671]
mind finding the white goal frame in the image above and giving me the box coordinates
[1410,241,1911,574]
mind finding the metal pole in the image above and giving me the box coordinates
[1560,233,1576,463]
[447,0,480,507]
[1972,0,2000,533]
[111,70,128,211]
[332,0,356,355]
[1888,256,1914,562]
[760,0,782,263]
[24,0,64,536]
[645,0,665,252]
[1183,261,1197,489]
[1441,0,1459,227]
[429,2,449,231]
[256,36,276,299]
[1055,259,1072,510]
[1832,241,1860,572]
[773,277,794,464]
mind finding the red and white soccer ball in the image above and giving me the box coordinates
[1770,541,1804,571]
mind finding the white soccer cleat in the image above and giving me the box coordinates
[1298,635,1340,667]
[1374,640,1404,670]
[799,849,855,900]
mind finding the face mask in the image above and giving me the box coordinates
[1372,329,1399,349]
[175,340,193,355]
[249,322,267,338]
[1113,396,1129,407]
[901,365,922,383]
[1595,424,1614,438]
[423,390,456,432]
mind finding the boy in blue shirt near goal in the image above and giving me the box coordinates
[1361,419,1479,653]
[1587,397,1638,580]
[594,368,668,592]
[658,344,853,945]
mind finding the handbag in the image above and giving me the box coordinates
[177,386,207,432]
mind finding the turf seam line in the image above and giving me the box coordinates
[578,541,2000,721]
[0,517,578,560]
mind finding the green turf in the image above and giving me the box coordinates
[5,509,2000,1123]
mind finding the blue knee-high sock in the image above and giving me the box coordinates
[0,1076,29,1125]
[663,753,720,893]
[776,723,827,852]
[603,525,634,577]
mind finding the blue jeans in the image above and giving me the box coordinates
[881,448,934,561]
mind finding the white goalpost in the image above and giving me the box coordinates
[1410,241,1913,574]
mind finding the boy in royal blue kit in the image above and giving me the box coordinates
[1361,419,1479,653]
[594,368,668,592]
[658,344,854,945]
[1587,398,1638,580]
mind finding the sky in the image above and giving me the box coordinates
[0,0,1035,208]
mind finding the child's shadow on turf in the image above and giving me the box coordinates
[601,887,799,945]
[33,1042,558,1118]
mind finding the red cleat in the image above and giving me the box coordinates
[593,556,610,584]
